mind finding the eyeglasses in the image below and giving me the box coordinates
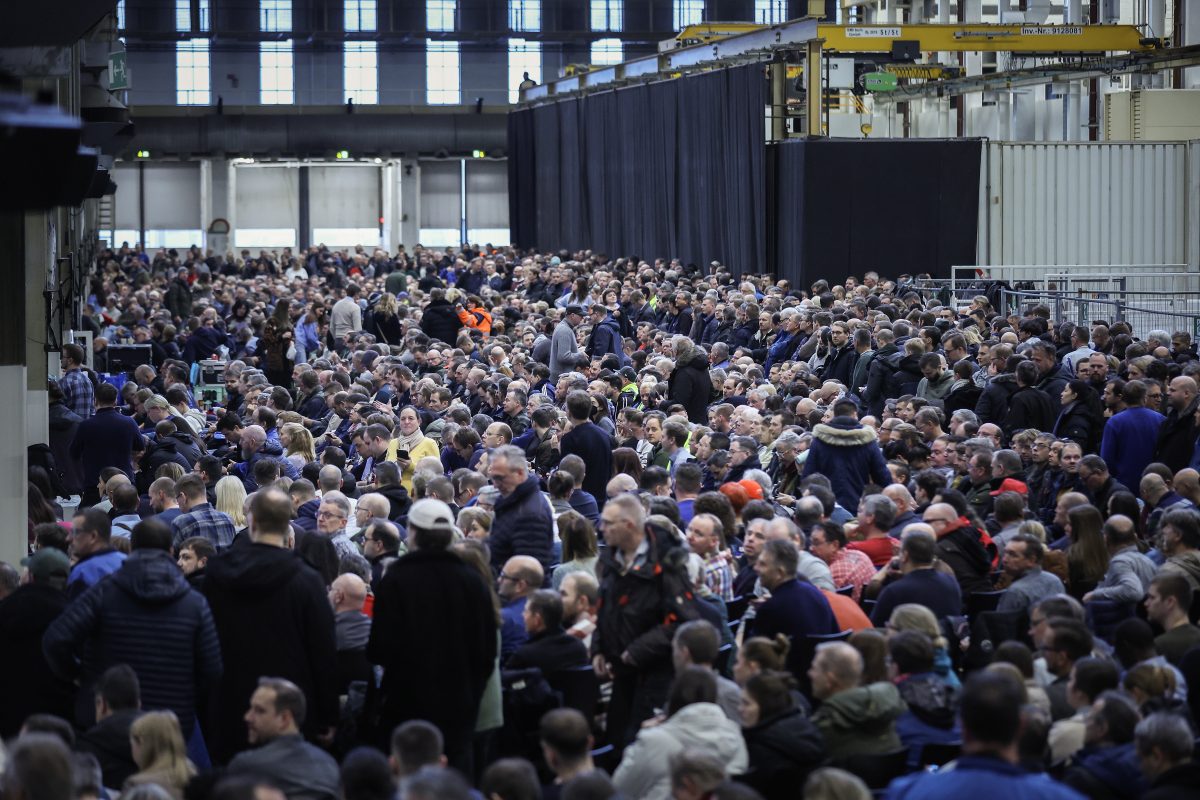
[317,511,346,519]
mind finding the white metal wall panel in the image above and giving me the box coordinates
[112,162,140,229]
[309,166,380,228]
[982,142,1189,268]
[144,162,202,230]
[235,166,299,228]
[420,160,462,229]
[466,160,508,229]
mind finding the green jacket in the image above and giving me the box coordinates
[812,681,906,759]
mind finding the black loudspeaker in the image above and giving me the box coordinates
[892,41,921,62]
[0,92,97,210]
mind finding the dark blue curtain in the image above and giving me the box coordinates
[506,63,766,273]
[772,138,983,288]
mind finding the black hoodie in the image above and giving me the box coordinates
[201,543,338,764]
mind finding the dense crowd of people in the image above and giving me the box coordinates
[6,239,1200,800]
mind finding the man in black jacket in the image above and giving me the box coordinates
[1152,377,1199,473]
[488,444,556,572]
[0,549,74,739]
[593,494,697,754]
[77,665,142,789]
[559,392,614,512]
[202,488,338,764]
[419,287,463,346]
[43,518,222,735]
[368,498,498,776]
[506,589,589,676]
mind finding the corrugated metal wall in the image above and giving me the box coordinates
[978,141,1197,270]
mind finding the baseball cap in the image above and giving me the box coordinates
[407,499,456,532]
[565,304,585,317]
[22,548,70,583]
[989,478,1029,496]
[738,479,765,501]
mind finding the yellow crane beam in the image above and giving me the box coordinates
[674,21,1161,54]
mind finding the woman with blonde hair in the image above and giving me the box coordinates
[887,604,960,689]
[123,711,195,800]
[280,422,315,470]
[215,476,248,528]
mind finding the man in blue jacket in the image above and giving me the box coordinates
[1100,380,1165,491]
[69,382,144,506]
[886,671,1086,800]
[586,303,624,363]
[802,399,893,512]
[66,509,127,602]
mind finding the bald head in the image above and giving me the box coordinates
[922,502,957,525]
[1140,473,1168,505]
[1174,468,1200,503]
[330,573,367,613]
[356,493,390,519]
[499,555,544,601]
[882,483,914,513]
[318,464,343,493]
[1168,377,1198,411]
[607,473,638,498]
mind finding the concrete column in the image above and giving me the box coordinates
[1184,0,1200,88]
[0,209,31,566]
[399,160,420,249]
[206,158,232,255]
[381,161,399,250]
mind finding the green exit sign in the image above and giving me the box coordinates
[108,51,129,90]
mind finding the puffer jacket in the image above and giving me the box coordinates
[740,709,826,800]
[863,344,901,417]
[812,681,906,759]
[800,417,893,512]
[613,702,748,800]
[1063,742,1146,800]
[43,549,223,734]
[895,672,961,767]
[0,584,74,739]
[488,474,555,573]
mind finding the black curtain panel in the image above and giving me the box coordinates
[506,63,766,273]
[772,138,982,289]
[506,111,537,249]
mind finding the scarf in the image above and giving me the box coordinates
[396,427,426,454]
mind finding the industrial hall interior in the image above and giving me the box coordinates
[6,2,1200,800]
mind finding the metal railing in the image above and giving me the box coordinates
[999,288,1200,338]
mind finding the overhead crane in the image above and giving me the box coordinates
[520,17,1179,137]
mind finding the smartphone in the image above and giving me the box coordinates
[395,449,411,461]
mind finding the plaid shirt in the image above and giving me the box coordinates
[171,504,237,550]
[59,368,94,419]
[829,548,878,603]
[703,551,736,602]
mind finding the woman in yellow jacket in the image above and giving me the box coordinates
[393,405,440,492]
[456,295,492,338]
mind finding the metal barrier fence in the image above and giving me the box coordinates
[952,265,1193,295]
[999,288,1200,339]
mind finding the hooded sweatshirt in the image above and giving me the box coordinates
[1160,549,1200,591]
[812,681,907,758]
[613,702,748,800]
[895,673,961,767]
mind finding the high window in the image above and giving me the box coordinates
[344,0,377,31]
[427,0,456,32]
[261,0,292,32]
[754,0,787,24]
[590,0,623,31]
[345,42,378,104]
[590,38,623,65]
[176,39,211,104]
[509,0,541,31]
[674,0,704,28]
[260,41,294,104]
[426,40,460,104]
[508,39,541,103]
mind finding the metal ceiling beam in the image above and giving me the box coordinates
[871,44,1200,102]
[520,17,821,105]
